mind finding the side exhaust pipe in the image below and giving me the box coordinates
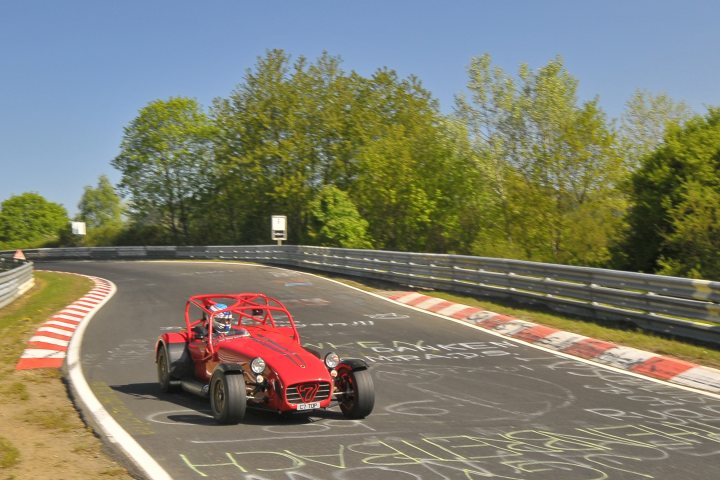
[181,379,209,398]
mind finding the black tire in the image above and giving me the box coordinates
[337,368,375,419]
[157,344,178,393]
[210,370,247,424]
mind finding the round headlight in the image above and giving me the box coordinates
[324,352,340,369]
[250,357,266,374]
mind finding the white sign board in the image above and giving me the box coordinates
[271,215,287,241]
[71,221,87,235]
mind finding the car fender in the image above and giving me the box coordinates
[338,358,369,372]
[156,333,192,379]
[156,332,187,351]
[213,363,245,376]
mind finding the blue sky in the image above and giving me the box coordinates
[1,1,719,216]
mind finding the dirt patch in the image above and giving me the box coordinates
[0,368,134,480]
[0,271,134,480]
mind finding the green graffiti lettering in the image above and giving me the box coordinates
[179,452,248,477]
[284,445,347,469]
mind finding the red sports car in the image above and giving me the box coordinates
[155,293,375,424]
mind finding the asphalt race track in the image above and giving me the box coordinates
[41,261,720,480]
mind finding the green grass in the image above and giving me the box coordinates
[22,409,76,432]
[0,271,92,331]
[0,435,20,468]
[0,271,94,469]
[0,381,29,401]
[0,271,92,370]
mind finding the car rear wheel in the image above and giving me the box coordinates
[337,368,374,419]
[210,370,246,424]
[157,345,178,393]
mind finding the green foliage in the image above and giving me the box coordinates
[208,50,476,251]
[349,69,480,253]
[55,223,84,248]
[619,89,693,172]
[210,50,325,244]
[657,182,720,278]
[0,192,68,249]
[112,97,217,245]
[456,54,624,265]
[619,109,720,277]
[75,175,124,246]
[77,175,123,228]
[112,222,168,247]
[99,48,719,281]
[308,185,372,248]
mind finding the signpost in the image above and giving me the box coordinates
[271,215,287,245]
[70,221,87,236]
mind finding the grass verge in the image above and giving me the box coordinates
[0,436,20,469]
[0,271,133,479]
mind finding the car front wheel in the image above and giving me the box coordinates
[210,370,247,424]
[337,368,374,419]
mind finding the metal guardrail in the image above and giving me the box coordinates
[3,245,720,346]
[0,259,34,310]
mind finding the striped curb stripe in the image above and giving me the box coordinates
[15,276,113,370]
[388,291,720,394]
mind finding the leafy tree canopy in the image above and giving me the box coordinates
[112,97,217,245]
[619,108,720,277]
[77,175,123,229]
[209,49,474,252]
[619,89,693,171]
[456,54,624,265]
[100,48,720,280]
[75,175,125,246]
[0,192,68,249]
[308,185,372,248]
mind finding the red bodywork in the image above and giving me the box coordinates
[157,293,335,412]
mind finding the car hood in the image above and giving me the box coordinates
[217,331,330,383]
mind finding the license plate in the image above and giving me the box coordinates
[296,402,320,411]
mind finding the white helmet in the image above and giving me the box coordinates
[210,303,232,334]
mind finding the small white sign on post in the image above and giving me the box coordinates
[71,221,87,236]
[271,215,287,245]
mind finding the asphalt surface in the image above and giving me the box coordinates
[41,260,720,480]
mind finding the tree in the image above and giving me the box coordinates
[658,182,720,279]
[112,97,217,244]
[345,68,481,253]
[77,175,123,228]
[211,50,471,252]
[210,50,316,244]
[455,54,624,265]
[0,193,68,249]
[618,108,720,276]
[619,90,693,171]
[307,185,372,248]
[76,175,124,245]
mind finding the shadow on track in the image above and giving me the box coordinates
[110,382,347,426]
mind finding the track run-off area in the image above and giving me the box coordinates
[38,261,720,480]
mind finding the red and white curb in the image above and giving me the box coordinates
[14,270,173,480]
[15,274,114,370]
[388,291,720,394]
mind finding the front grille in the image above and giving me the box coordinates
[286,381,331,404]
